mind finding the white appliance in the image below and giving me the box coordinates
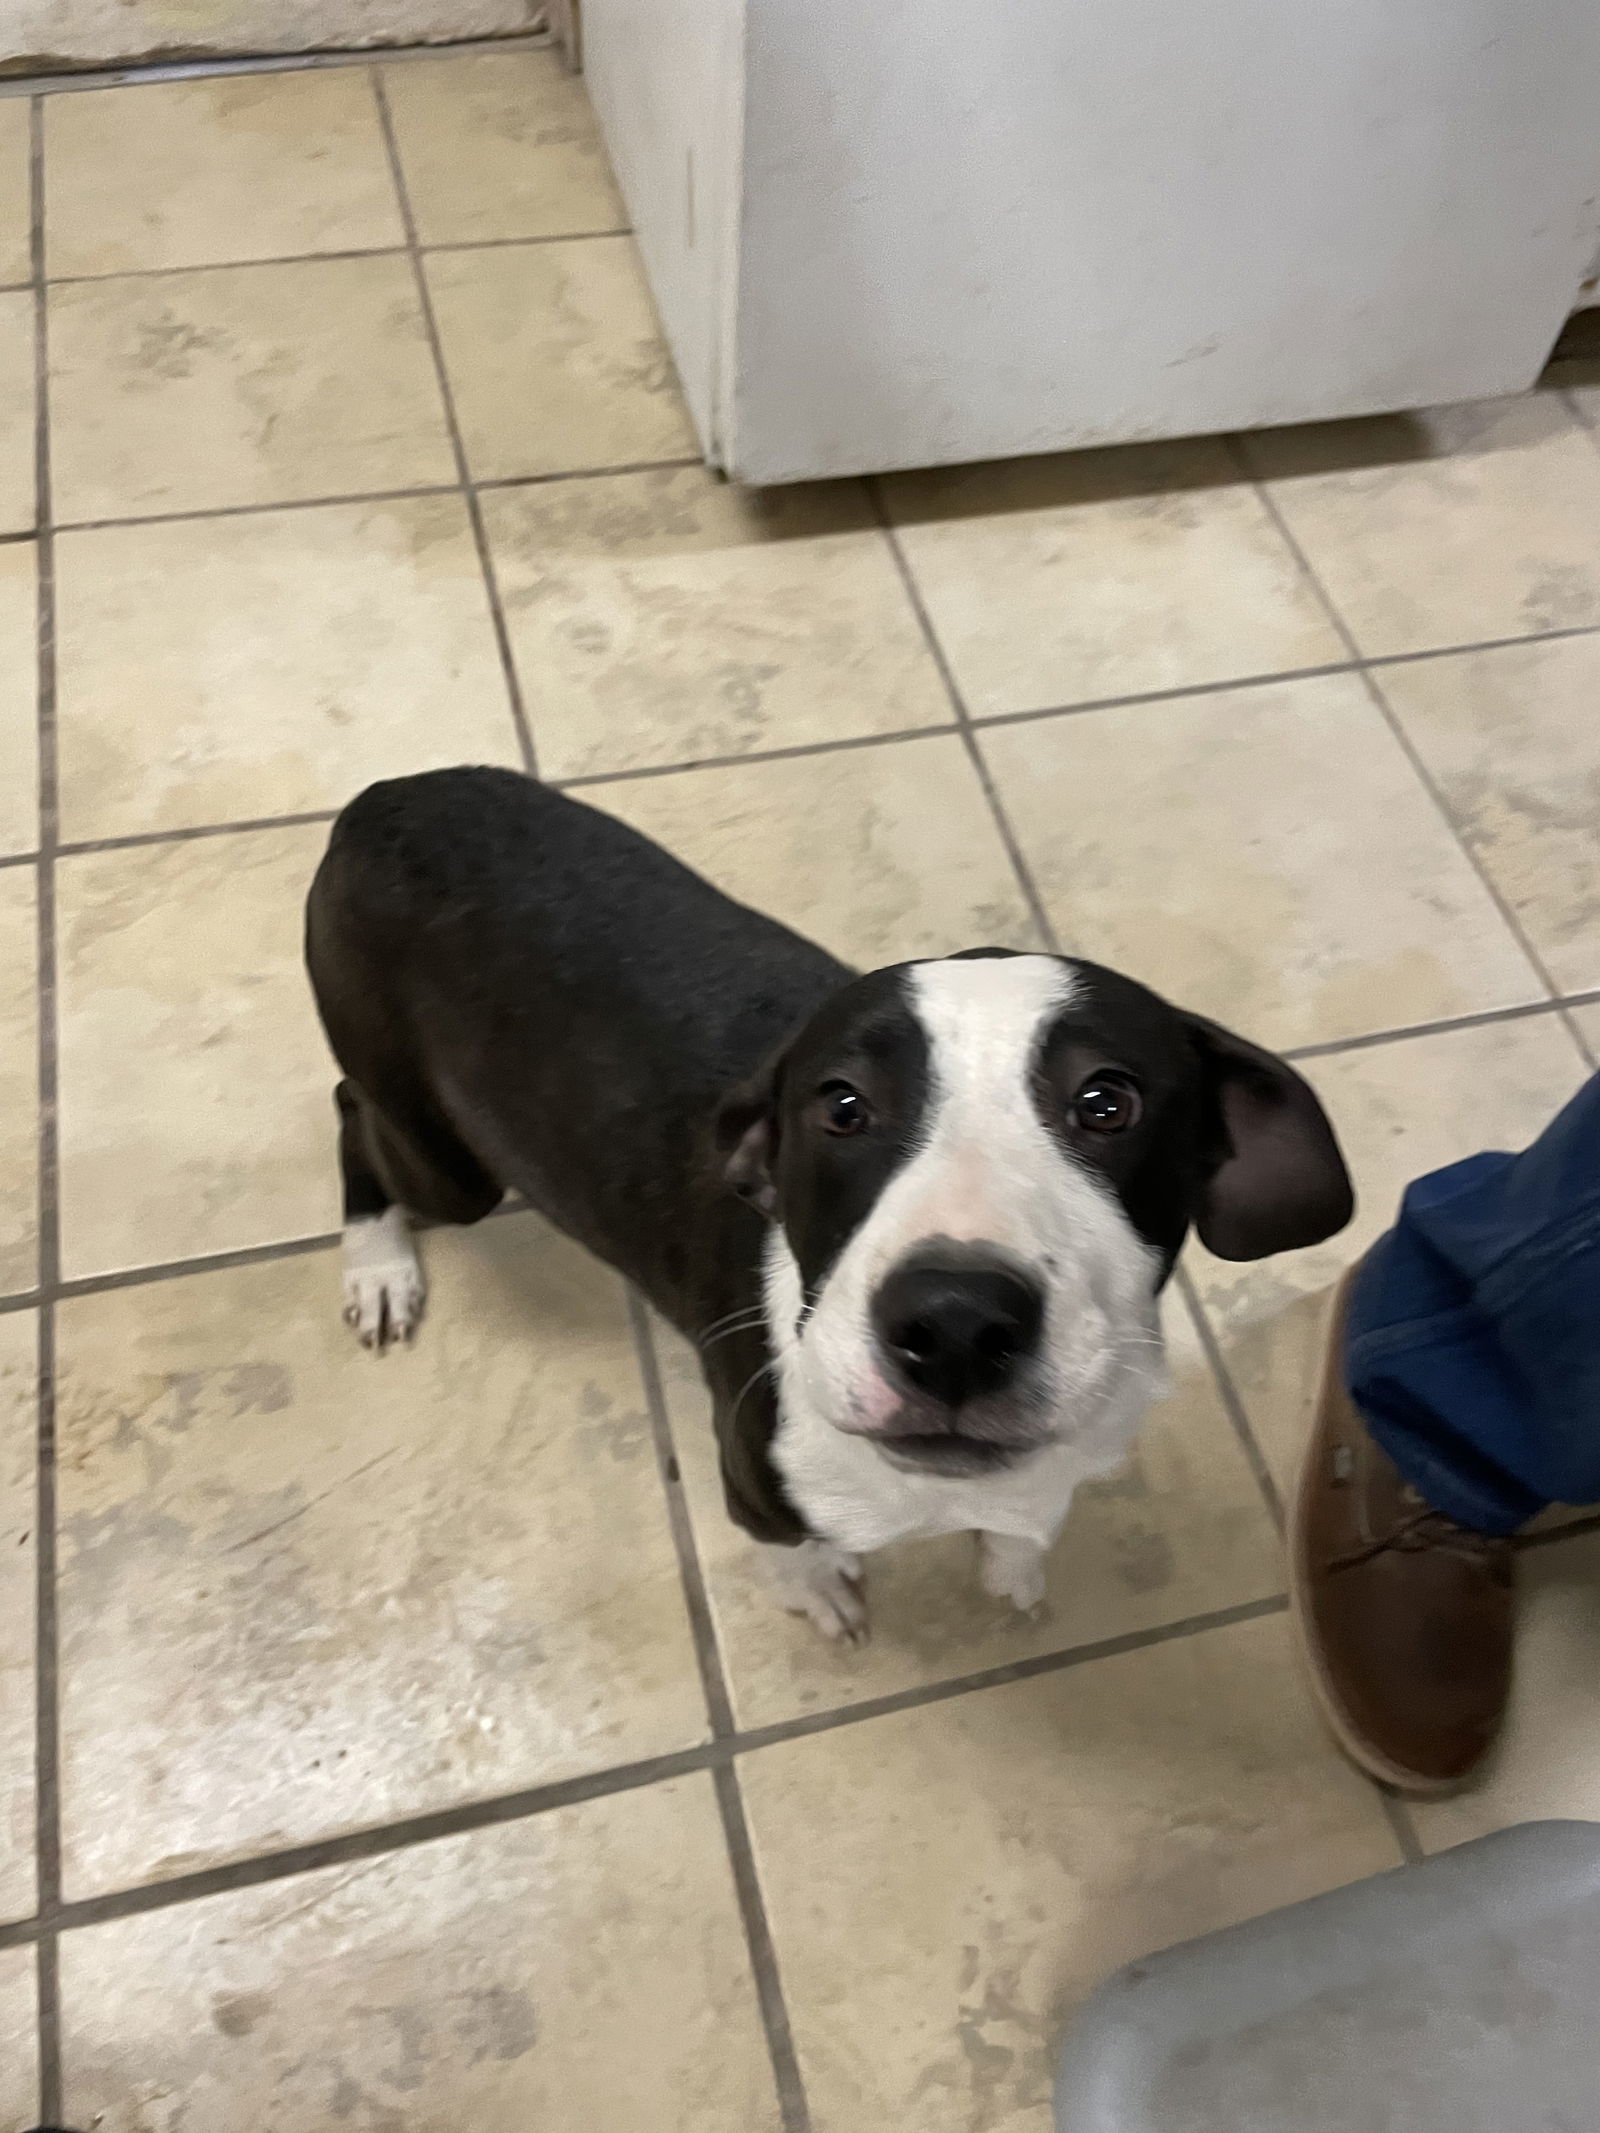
[581,0,1600,483]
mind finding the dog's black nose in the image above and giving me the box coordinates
[872,1251,1044,1407]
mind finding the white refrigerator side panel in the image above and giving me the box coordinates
[728,0,1600,482]
[580,0,742,458]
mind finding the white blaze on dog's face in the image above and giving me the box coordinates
[786,956,1163,1479]
[720,950,1352,1481]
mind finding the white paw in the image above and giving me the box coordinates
[762,1538,868,1644]
[341,1209,425,1351]
[978,1532,1048,1615]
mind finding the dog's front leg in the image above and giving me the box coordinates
[977,1531,1049,1615]
[760,1538,868,1644]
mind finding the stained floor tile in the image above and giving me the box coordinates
[61,1776,777,2131]
[56,1215,704,1895]
[743,1612,1400,2133]
[45,70,404,278]
[426,235,696,480]
[383,49,625,245]
[590,735,1036,966]
[1411,1531,1600,1850]
[1377,632,1600,996]
[983,672,1541,1049]
[55,823,336,1278]
[48,254,454,521]
[0,541,36,856]
[657,1300,1281,1728]
[0,868,37,1297]
[56,496,521,840]
[0,1311,37,1925]
[885,439,1345,716]
[1190,1014,1593,1497]
[0,1946,38,2131]
[483,465,950,778]
[0,290,35,536]
[0,98,30,288]
[1246,395,1600,656]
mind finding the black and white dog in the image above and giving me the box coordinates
[306,768,1351,1638]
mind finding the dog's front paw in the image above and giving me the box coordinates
[763,1538,868,1644]
[978,1532,1048,1616]
[341,1210,426,1351]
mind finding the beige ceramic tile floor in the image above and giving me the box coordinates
[0,42,1598,2133]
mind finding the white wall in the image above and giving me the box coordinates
[1,0,537,72]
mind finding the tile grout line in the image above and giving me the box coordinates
[415,227,632,254]
[963,616,1600,733]
[1174,1269,1286,1532]
[55,480,463,536]
[627,1294,814,2133]
[0,1593,1292,1956]
[1227,436,1582,1033]
[1521,1506,1600,1550]
[44,228,635,289]
[862,477,1057,947]
[1165,1270,1289,1799]
[1568,1021,1600,1076]
[51,456,704,537]
[1290,535,1599,1079]
[0,1199,524,1321]
[1379,1791,1426,1866]
[27,90,64,2127]
[47,244,404,285]
[1282,989,1600,1063]
[1357,660,1577,1007]
[557,720,960,791]
[0,29,556,100]
[623,1297,735,1731]
[56,807,341,857]
[371,63,541,780]
[0,1229,344,1319]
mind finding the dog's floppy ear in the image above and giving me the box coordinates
[1185,1013,1353,1259]
[714,1052,785,1218]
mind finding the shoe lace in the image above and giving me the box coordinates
[1329,1496,1506,1573]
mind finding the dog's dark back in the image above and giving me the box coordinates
[306,767,845,1327]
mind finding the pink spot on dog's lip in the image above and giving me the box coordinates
[842,1368,901,1432]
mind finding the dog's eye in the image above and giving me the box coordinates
[819,1081,872,1136]
[1070,1073,1141,1134]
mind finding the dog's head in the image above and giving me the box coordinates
[716,950,1350,1479]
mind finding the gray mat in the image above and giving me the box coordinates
[1055,1820,1600,2131]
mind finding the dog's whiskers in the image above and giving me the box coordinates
[695,1309,770,1356]
[698,1301,765,1340]
[727,1357,778,1434]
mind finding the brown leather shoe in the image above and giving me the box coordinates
[1290,1265,1515,1795]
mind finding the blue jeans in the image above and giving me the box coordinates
[1346,1069,1600,1535]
